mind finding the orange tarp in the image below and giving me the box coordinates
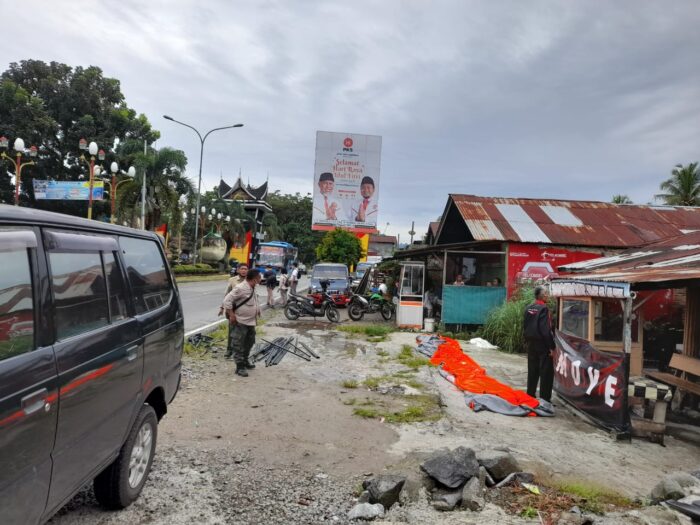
[430,337,539,410]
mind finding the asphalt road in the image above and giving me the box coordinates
[178,276,309,332]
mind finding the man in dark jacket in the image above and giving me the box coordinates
[523,286,556,402]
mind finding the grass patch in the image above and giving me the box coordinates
[396,345,430,369]
[376,349,389,357]
[342,379,359,389]
[362,376,383,389]
[337,324,395,341]
[350,394,441,423]
[552,480,632,514]
[520,506,538,519]
[184,324,228,358]
[353,407,379,418]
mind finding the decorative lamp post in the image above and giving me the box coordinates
[102,163,136,224]
[0,136,38,205]
[163,114,243,263]
[79,139,104,220]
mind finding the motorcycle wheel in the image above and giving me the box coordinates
[284,303,300,321]
[348,303,365,321]
[380,302,393,321]
[326,305,341,323]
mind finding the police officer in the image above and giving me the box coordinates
[523,285,556,402]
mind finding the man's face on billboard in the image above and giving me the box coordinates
[319,179,334,195]
[360,183,374,199]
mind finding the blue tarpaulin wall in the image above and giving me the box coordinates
[442,286,506,324]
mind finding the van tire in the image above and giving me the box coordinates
[94,404,158,509]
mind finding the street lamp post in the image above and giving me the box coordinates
[79,139,105,220]
[0,137,38,205]
[163,115,243,263]
[103,162,136,223]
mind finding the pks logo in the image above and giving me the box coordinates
[343,137,353,151]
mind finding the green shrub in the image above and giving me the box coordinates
[172,264,218,275]
[478,285,544,354]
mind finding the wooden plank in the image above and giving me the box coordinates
[644,370,700,396]
[669,354,700,376]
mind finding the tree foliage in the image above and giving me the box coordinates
[115,141,192,230]
[266,190,324,263]
[611,194,632,204]
[655,162,700,206]
[315,228,364,267]
[0,60,161,216]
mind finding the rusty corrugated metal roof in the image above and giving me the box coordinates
[555,231,700,284]
[450,195,700,248]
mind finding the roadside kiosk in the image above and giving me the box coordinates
[396,261,425,329]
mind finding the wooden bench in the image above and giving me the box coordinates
[644,354,700,396]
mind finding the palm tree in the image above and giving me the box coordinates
[655,163,700,206]
[611,195,632,204]
[115,142,193,230]
[262,213,284,241]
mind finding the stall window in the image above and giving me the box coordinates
[0,246,34,361]
[593,300,638,343]
[401,265,424,296]
[561,299,589,339]
[119,236,171,314]
[50,252,109,339]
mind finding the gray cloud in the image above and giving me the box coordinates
[3,0,699,240]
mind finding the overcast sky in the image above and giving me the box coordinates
[4,1,700,241]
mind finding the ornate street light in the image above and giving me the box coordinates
[102,162,135,224]
[79,139,102,220]
[0,136,38,205]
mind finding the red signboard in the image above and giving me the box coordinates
[507,244,602,298]
[507,243,677,322]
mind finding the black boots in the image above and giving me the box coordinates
[235,366,248,377]
[246,363,256,369]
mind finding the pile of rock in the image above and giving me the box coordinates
[421,446,523,512]
[347,475,407,520]
[346,446,529,520]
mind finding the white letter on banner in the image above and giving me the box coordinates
[604,376,618,407]
[571,360,581,386]
[586,367,600,395]
[555,353,568,377]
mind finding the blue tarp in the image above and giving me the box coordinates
[442,286,506,324]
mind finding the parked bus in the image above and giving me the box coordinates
[254,241,298,274]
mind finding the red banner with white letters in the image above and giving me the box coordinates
[553,330,629,433]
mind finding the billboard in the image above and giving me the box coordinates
[33,180,104,200]
[312,131,382,233]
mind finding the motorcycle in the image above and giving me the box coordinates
[348,286,393,322]
[284,280,341,323]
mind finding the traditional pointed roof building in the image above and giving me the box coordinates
[217,175,273,266]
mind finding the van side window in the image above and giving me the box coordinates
[0,246,34,361]
[103,252,128,322]
[50,252,109,339]
[119,237,171,314]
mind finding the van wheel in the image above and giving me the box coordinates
[94,404,158,509]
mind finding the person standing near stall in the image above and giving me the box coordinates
[523,285,556,402]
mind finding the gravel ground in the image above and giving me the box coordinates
[50,447,362,525]
[47,308,698,525]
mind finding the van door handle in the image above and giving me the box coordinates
[126,345,139,362]
[21,388,48,416]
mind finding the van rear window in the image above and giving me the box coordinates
[119,237,171,314]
